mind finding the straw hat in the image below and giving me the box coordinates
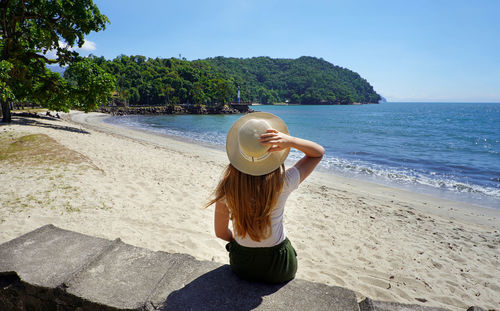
[226,112,290,176]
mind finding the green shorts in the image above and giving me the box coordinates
[225,237,297,283]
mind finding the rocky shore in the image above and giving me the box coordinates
[98,104,253,116]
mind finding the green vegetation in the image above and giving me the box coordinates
[202,56,381,104]
[83,55,381,107]
[0,0,114,122]
[63,58,116,111]
[0,132,100,215]
[0,132,89,166]
[63,201,80,213]
[79,55,235,107]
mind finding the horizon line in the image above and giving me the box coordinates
[385,101,500,104]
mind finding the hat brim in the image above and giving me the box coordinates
[226,112,290,176]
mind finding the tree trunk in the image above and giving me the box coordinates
[1,99,12,123]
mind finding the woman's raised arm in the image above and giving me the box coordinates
[260,129,325,183]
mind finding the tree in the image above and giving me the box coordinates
[64,58,116,112]
[77,55,380,109]
[0,60,13,119]
[202,56,381,105]
[0,0,110,122]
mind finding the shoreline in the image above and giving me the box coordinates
[100,111,500,228]
[1,111,499,310]
[100,112,499,216]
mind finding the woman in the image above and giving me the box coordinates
[207,112,324,283]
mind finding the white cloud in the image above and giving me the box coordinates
[43,39,97,59]
[44,49,58,60]
[78,40,96,51]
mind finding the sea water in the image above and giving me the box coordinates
[104,102,500,208]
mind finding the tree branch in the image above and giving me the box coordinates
[28,52,60,64]
[22,14,41,20]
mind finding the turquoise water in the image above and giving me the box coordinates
[105,102,500,208]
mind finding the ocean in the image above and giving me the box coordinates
[104,102,500,209]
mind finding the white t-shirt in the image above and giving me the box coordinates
[232,166,301,247]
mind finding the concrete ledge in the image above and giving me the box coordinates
[0,271,118,311]
[0,224,118,288]
[2,225,485,310]
[0,225,359,311]
[154,265,356,311]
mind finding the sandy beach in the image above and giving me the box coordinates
[0,111,499,310]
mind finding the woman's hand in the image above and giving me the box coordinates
[259,129,295,152]
[261,128,325,183]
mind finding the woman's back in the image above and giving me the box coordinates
[208,112,324,283]
[234,166,300,247]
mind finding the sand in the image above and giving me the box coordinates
[0,111,499,310]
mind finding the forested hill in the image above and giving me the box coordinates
[200,56,381,104]
[77,55,380,107]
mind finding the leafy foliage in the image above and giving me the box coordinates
[88,55,380,107]
[64,58,116,112]
[0,0,112,121]
[0,60,14,101]
[201,56,381,104]
[88,55,235,106]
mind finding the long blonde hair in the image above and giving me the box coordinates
[206,164,285,241]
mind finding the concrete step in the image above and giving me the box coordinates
[5,225,483,310]
[0,224,116,288]
[0,225,359,311]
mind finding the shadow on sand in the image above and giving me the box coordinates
[1,116,90,135]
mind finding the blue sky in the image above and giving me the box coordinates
[79,0,500,102]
